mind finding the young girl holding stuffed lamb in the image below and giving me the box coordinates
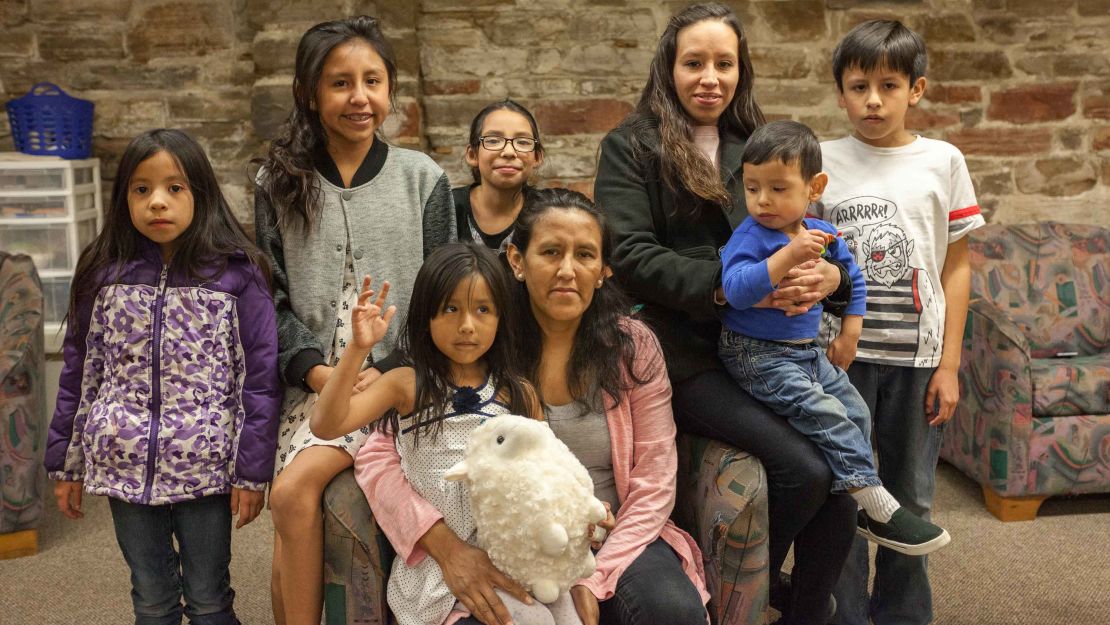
[310,243,584,625]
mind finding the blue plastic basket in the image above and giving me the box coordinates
[5,82,94,159]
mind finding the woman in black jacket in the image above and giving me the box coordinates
[594,5,856,624]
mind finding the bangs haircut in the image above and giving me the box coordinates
[741,120,822,181]
[378,243,532,445]
[832,19,927,90]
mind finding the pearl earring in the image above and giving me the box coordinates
[516,273,524,280]
[596,279,603,288]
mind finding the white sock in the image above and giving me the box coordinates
[852,485,900,523]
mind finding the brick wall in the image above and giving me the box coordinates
[1,0,1107,227]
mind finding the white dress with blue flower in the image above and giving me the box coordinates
[388,377,510,625]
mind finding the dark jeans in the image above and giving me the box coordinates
[109,494,239,625]
[832,364,942,625]
[672,368,857,625]
[455,539,706,625]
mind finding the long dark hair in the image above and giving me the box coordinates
[509,188,653,411]
[379,243,533,445]
[68,129,270,321]
[626,3,764,209]
[255,15,397,232]
[466,98,545,186]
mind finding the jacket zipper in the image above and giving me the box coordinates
[141,266,169,504]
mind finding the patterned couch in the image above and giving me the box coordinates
[320,433,769,625]
[940,222,1110,521]
[0,252,46,558]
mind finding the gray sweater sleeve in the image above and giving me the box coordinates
[423,173,457,257]
[253,186,326,390]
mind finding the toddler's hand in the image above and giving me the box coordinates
[786,229,829,264]
[351,275,397,350]
[54,480,84,520]
[231,487,265,529]
[587,502,616,549]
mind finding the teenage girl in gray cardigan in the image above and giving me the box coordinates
[253,17,454,625]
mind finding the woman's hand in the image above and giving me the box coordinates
[761,259,842,317]
[351,275,396,351]
[420,521,531,625]
[571,584,599,625]
[587,502,616,550]
[54,480,84,520]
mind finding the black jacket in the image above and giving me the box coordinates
[596,120,848,382]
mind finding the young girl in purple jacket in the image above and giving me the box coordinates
[45,128,282,625]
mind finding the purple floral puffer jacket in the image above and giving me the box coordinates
[45,243,281,505]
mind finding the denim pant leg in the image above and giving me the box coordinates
[174,495,238,625]
[672,368,857,625]
[833,364,941,625]
[109,498,185,625]
[720,337,880,493]
[597,539,707,625]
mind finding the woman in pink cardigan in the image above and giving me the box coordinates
[354,188,708,625]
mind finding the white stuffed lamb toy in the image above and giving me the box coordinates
[444,414,609,604]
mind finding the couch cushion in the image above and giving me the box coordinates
[1030,353,1110,417]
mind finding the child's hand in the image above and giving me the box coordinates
[826,333,858,371]
[785,229,829,264]
[54,480,84,519]
[925,366,960,426]
[231,487,265,529]
[351,275,397,351]
[587,502,616,550]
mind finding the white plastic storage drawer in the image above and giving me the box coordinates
[0,217,97,272]
[0,189,95,218]
[0,167,66,191]
[41,275,72,324]
[0,163,96,191]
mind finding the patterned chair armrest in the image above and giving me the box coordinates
[0,253,46,536]
[942,299,1035,497]
[675,433,768,625]
[322,467,395,625]
[967,298,1030,358]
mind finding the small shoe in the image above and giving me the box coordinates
[856,508,950,556]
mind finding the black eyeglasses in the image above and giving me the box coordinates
[478,136,538,153]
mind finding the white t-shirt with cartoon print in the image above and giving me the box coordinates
[815,135,985,368]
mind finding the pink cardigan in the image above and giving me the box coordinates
[353,319,709,620]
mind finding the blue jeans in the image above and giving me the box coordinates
[109,495,239,625]
[719,332,880,494]
[454,540,706,625]
[831,363,942,625]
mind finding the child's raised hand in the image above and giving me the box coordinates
[786,229,830,264]
[351,275,397,350]
[54,480,84,520]
[230,487,264,529]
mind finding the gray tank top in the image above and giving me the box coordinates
[544,401,620,516]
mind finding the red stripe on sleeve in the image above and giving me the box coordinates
[949,205,981,221]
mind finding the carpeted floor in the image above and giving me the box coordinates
[2,461,1108,624]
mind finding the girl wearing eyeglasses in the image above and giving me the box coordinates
[454,99,546,251]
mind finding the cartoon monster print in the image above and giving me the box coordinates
[862,224,941,365]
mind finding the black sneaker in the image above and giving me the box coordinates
[857,508,950,556]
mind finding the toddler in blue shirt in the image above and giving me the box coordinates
[718,120,949,556]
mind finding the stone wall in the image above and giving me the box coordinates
[1,0,1107,227]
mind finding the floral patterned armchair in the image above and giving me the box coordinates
[940,222,1110,520]
[320,433,769,625]
[0,252,46,558]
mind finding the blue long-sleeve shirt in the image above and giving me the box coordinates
[721,217,867,341]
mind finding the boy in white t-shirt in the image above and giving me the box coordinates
[815,20,985,625]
